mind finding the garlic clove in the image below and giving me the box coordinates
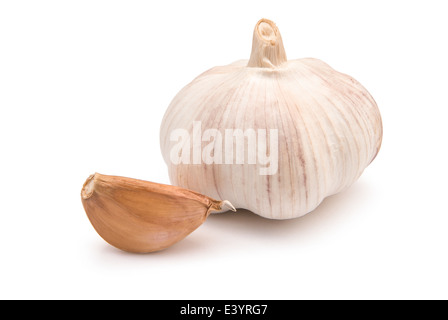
[81,173,235,253]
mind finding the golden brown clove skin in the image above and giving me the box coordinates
[81,173,235,253]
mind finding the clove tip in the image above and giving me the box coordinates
[222,200,237,212]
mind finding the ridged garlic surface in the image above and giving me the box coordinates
[160,19,382,219]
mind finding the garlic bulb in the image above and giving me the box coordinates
[160,19,382,220]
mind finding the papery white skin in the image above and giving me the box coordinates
[160,19,382,219]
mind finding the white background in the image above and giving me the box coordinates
[1,0,447,300]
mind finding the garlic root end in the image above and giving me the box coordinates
[81,173,96,199]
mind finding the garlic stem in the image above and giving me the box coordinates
[247,19,287,68]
